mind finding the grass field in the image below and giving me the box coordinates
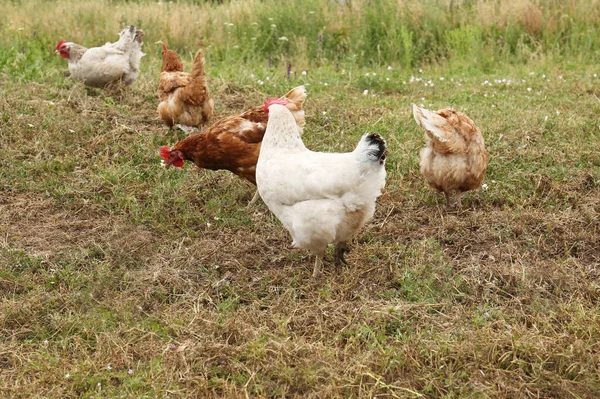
[1,0,600,398]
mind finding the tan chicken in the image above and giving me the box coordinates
[157,44,215,132]
[161,86,306,205]
[412,104,489,208]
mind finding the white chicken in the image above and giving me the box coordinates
[256,102,387,278]
[56,25,145,88]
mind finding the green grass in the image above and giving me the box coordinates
[1,0,600,398]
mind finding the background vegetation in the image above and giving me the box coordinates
[1,0,599,397]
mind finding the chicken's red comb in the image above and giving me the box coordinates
[160,145,170,161]
[56,39,66,51]
[263,97,289,113]
[162,43,168,52]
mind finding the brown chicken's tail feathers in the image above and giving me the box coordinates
[282,85,307,109]
[190,49,207,79]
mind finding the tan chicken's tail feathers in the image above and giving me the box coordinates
[412,104,469,155]
[282,85,307,109]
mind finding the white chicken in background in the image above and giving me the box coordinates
[56,25,145,88]
[256,102,387,278]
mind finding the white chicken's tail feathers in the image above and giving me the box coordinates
[354,133,387,165]
[133,27,144,44]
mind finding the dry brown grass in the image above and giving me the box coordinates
[1,1,600,397]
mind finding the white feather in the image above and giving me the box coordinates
[256,104,386,258]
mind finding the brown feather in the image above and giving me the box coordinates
[157,48,215,128]
[413,105,489,205]
[166,86,307,186]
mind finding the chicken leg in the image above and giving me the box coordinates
[247,190,260,207]
[313,256,324,278]
[334,241,349,265]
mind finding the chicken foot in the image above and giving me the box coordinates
[334,241,350,265]
[444,191,464,208]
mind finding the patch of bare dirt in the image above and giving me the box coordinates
[0,191,154,261]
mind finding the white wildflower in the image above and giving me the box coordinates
[594,73,598,78]
[301,70,307,76]
[65,373,71,379]
[128,369,134,375]
[278,36,288,41]
[556,110,560,115]
[266,76,270,80]
[439,77,445,80]
[529,71,535,75]
[68,129,75,133]
[27,123,34,127]
[106,365,112,371]
[481,184,489,191]
[257,80,264,85]
[363,89,369,95]
[322,111,327,115]
[323,82,328,86]
[544,116,548,121]
[419,68,423,73]
[372,72,376,76]
[270,24,276,28]
[160,160,166,167]
[386,78,390,81]
[365,73,370,77]
[387,65,392,70]
[527,87,532,92]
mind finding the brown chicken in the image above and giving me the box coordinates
[412,104,489,208]
[160,86,307,204]
[157,44,215,131]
